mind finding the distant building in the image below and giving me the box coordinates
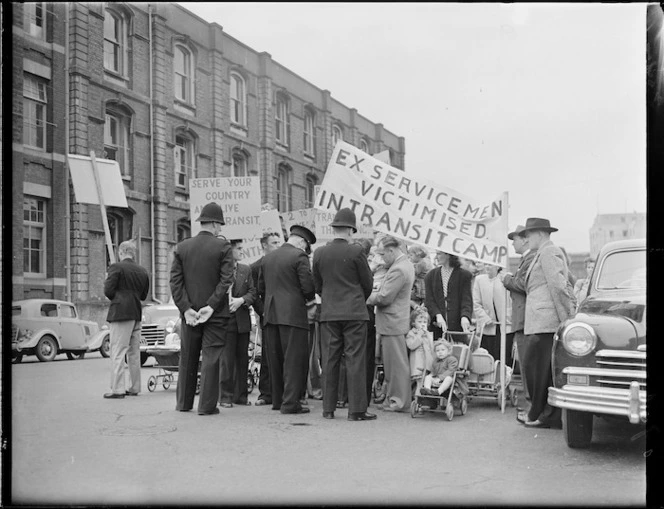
[11,3,405,323]
[589,213,646,257]
[507,251,589,282]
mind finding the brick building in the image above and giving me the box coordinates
[11,3,405,323]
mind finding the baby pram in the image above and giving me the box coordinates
[466,328,517,409]
[410,329,475,421]
[145,344,201,395]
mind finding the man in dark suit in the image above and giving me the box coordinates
[170,202,235,415]
[219,239,257,407]
[500,225,536,415]
[424,252,473,339]
[313,208,375,421]
[258,225,316,414]
[250,232,283,406]
[103,240,150,399]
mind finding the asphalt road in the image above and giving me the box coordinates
[9,354,647,506]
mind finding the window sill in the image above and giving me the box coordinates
[230,124,248,137]
[175,186,189,195]
[275,142,289,152]
[24,273,48,279]
[122,175,132,182]
[174,100,196,115]
[304,152,316,162]
[103,70,129,85]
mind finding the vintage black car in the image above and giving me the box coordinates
[548,238,646,448]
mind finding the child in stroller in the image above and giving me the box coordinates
[405,305,435,397]
[411,338,471,421]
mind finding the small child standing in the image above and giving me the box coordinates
[406,306,434,394]
[420,340,457,396]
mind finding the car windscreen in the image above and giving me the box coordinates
[596,249,646,290]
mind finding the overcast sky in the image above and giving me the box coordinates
[179,2,647,254]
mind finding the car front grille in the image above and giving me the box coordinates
[593,349,646,390]
[140,324,166,347]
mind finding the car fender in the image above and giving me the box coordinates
[87,328,110,351]
[15,328,61,351]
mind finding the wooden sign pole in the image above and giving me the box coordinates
[90,151,116,265]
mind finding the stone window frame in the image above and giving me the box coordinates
[22,73,48,151]
[173,42,196,106]
[23,195,48,277]
[103,6,131,78]
[275,92,291,149]
[104,102,134,179]
[276,162,292,212]
[174,128,198,192]
[230,70,248,128]
[303,106,317,158]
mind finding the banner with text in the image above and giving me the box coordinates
[316,141,509,266]
[189,177,262,239]
[241,208,284,265]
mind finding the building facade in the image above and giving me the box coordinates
[589,213,646,258]
[12,3,405,323]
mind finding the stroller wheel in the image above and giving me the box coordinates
[410,400,419,418]
[446,404,455,421]
[163,374,173,390]
[247,373,255,394]
[460,398,468,415]
[510,386,518,407]
[147,376,157,392]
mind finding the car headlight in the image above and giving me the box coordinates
[141,314,147,322]
[165,320,175,334]
[561,323,597,356]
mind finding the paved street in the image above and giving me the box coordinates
[10,355,646,506]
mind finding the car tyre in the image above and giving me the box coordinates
[12,353,23,364]
[66,351,86,360]
[100,335,111,358]
[563,409,593,448]
[35,335,58,362]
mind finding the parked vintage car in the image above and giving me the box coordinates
[11,299,110,362]
[548,238,646,448]
[93,301,181,365]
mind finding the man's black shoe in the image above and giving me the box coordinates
[347,411,377,421]
[103,393,125,399]
[323,411,335,419]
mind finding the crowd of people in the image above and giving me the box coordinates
[102,201,579,429]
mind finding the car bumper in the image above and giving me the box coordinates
[548,382,646,424]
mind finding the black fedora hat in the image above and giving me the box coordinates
[196,202,225,224]
[330,207,358,233]
[289,224,317,246]
[521,217,558,234]
[507,224,526,240]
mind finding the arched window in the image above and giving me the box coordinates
[174,44,195,104]
[174,130,197,189]
[232,150,249,177]
[275,94,290,146]
[276,163,291,212]
[360,138,370,154]
[305,175,317,208]
[104,104,132,177]
[332,124,343,146]
[230,72,246,126]
[104,9,128,75]
[303,108,316,156]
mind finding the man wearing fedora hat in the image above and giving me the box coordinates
[313,208,375,421]
[170,202,235,415]
[516,217,576,429]
[499,224,537,415]
[258,224,317,414]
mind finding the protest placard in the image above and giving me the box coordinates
[282,208,317,234]
[189,177,261,239]
[240,208,284,265]
[312,185,374,245]
[316,141,509,266]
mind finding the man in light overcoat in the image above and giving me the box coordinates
[519,217,576,429]
[366,236,415,412]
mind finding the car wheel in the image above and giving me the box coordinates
[100,335,111,358]
[35,335,58,362]
[563,409,593,448]
[140,352,150,366]
[12,353,23,364]
[66,351,86,360]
